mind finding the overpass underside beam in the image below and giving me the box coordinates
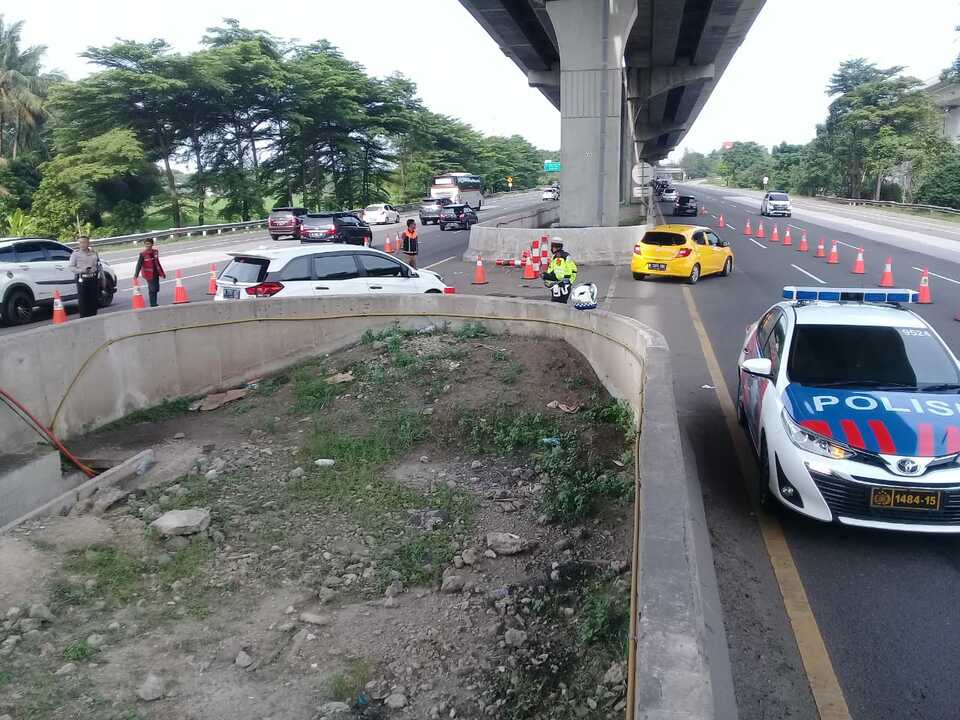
[547,0,637,228]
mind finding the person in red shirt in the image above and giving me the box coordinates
[133,238,166,307]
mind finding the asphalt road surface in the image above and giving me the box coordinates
[0,190,544,338]
[621,185,960,720]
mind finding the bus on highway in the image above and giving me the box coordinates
[430,172,484,209]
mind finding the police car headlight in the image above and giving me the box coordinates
[781,411,853,460]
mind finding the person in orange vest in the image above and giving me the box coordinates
[133,238,167,307]
[400,218,419,269]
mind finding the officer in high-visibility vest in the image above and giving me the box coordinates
[542,238,578,303]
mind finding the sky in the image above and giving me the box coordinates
[13,0,960,162]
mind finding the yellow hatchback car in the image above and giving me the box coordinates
[631,224,734,284]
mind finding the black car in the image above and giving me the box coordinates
[672,195,699,216]
[438,204,478,231]
[268,207,308,240]
[298,213,373,246]
[419,197,452,225]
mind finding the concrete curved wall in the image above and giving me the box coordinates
[0,296,733,719]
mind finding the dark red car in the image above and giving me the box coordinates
[268,207,308,240]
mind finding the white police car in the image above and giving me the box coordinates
[738,287,960,533]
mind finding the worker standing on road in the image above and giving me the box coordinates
[401,218,419,269]
[542,238,578,304]
[68,236,101,318]
[133,238,166,307]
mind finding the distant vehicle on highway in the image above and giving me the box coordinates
[419,197,453,225]
[299,213,372,246]
[631,224,733,285]
[361,204,401,225]
[430,171,484,209]
[672,195,699,216]
[660,188,679,202]
[761,191,792,217]
[0,237,117,325]
[541,187,559,201]
[214,245,448,301]
[268,206,308,241]
[438,204,479,231]
[738,286,960,533]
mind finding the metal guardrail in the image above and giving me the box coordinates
[814,196,960,215]
[85,220,268,248]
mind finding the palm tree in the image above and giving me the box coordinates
[0,16,46,158]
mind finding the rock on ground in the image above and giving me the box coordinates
[504,629,528,647]
[440,575,466,593]
[318,701,351,717]
[299,611,330,626]
[603,661,626,686]
[486,532,523,555]
[137,672,166,701]
[150,508,211,536]
[385,693,408,709]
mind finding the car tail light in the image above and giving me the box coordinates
[443,287,456,294]
[676,248,693,258]
[633,244,642,255]
[245,281,284,297]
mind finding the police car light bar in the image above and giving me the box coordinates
[781,286,919,303]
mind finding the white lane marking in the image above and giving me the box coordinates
[911,266,960,285]
[836,239,859,250]
[748,238,767,249]
[120,271,208,292]
[425,256,455,269]
[791,264,826,284]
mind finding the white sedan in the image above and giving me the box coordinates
[215,245,449,301]
[361,204,401,225]
[738,286,960,533]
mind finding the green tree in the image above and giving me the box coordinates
[679,149,713,179]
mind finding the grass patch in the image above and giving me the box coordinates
[578,577,630,651]
[453,408,560,456]
[63,639,96,663]
[55,546,143,608]
[100,398,191,431]
[324,658,376,702]
[536,435,633,522]
[158,541,213,585]
[0,669,11,688]
[293,365,334,412]
[501,360,523,385]
[583,398,635,437]
[454,321,490,340]
[145,474,217,511]
[256,373,290,396]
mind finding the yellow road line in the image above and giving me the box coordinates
[682,285,851,720]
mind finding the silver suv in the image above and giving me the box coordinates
[760,191,792,217]
[0,237,117,325]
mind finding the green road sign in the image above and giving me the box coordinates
[543,161,561,172]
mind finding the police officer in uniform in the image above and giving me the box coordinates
[542,238,578,303]
[68,236,101,318]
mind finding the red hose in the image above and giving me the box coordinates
[0,387,97,478]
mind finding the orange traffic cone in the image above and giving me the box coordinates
[173,269,190,304]
[827,241,839,265]
[472,255,489,285]
[52,290,67,325]
[756,222,766,239]
[131,278,146,310]
[384,234,393,253]
[815,237,826,258]
[918,268,932,304]
[798,230,809,253]
[716,214,726,229]
[783,227,793,246]
[770,225,780,243]
[879,257,895,287]
[852,248,865,275]
[743,219,753,237]
[522,249,537,280]
[206,264,218,295]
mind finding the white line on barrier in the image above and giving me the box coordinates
[748,238,767,249]
[791,264,826,284]
[425,256,455,269]
[911,266,960,285]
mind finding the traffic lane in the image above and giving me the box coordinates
[0,195,542,335]
[687,192,960,719]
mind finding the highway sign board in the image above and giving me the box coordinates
[543,161,561,172]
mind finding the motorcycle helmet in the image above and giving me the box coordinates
[571,282,598,310]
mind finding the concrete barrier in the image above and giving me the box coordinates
[0,296,734,719]
[466,222,649,265]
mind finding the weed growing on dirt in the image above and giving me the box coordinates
[536,436,633,522]
[361,325,416,344]
[0,670,11,688]
[501,359,523,385]
[59,546,142,607]
[100,398,192,431]
[157,541,213,585]
[145,473,217,511]
[454,321,490,340]
[454,408,560,456]
[63,639,96,662]
[324,658,376,702]
[256,374,290,395]
[293,365,335,412]
[578,577,630,650]
[493,349,509,362]
[583,397,635,437]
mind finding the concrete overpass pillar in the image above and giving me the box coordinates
[546,0,637,227]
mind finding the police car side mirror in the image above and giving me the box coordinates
[740,358,773,378]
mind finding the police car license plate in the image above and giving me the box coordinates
[223,287,240,299]
[648,263,667,271]
[869,486,941,511]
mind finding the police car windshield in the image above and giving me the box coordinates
[788,324,960,390]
